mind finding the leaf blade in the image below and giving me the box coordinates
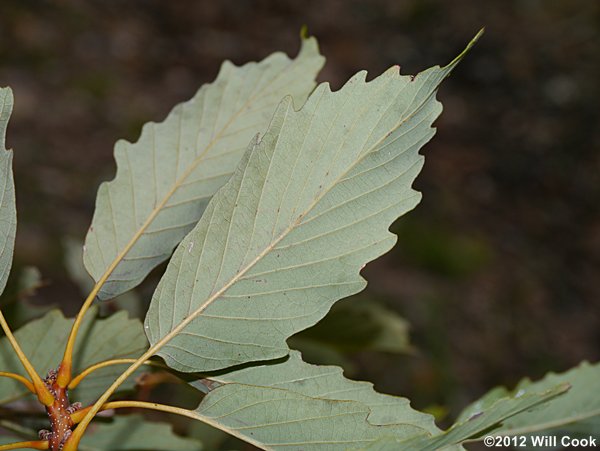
[459,361,600,437]
[84,38,325,300]
[0,87,16,297]
[356,383,567,451]
[145,34,481,372]
[410,384,568,449]
[187,351,439,450]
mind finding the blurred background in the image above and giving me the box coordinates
[0,0,599,447]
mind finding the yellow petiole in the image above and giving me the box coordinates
[0,310,54,406]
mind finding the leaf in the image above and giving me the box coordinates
[292,298,412,354]
[0,87,16,297]
[0,309,147,405]
[186,351,440,450]
[79,415,202,451]
[145,32,482,373]
[458,361,600,438]
[358,383,568,451]
[84,38,324,301]
[207,350,438,431]
[352,361,600,451]
[407,384,569,449]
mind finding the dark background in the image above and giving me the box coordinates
[1,0,598,436]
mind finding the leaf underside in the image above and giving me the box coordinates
[364,361,600,450]
[186,349,575,451]
[144,36,480,373]
[407,385,568,450]
[188,351,440,450]
[458,360,600,438]
[84,38,324,301]
[0,309,147,404]
[0,87,16,297]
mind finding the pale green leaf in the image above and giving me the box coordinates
[405,384,568,450]
[145,32,482,373]
[186,351,440,450]
[354,360,599,451]
[84,38,324,300]
[208,350,438,431]
[0,309,147,405]
[0,87,16,297]
[357,383,568,451]
[458,361,600,438]
[79,415,202,451]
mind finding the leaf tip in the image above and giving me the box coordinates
[0,86,14,99]
[298,28,324,66]
[300,24,310,40]
[445,28,484,70]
